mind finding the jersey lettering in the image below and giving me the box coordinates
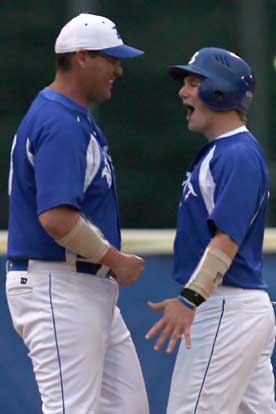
[101,156,112,187]
[182,172,197,201]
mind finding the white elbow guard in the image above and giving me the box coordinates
[55,216,110,263]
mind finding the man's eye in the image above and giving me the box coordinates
[190,80,200,87]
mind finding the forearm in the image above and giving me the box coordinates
[179,230,239,309]
[39,206,80,239]
[208,230,239,260]
[56,215,110,262]
[39,206,110,263]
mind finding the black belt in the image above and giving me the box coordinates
[6,259,104,276]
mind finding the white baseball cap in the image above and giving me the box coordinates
[55,13,144,58]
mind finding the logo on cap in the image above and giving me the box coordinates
[112,25,121,40]
[188,51,199,64]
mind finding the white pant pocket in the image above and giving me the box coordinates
[6,285,33,296]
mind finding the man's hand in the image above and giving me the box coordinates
[145,298,195,353]
[100,246,144,287]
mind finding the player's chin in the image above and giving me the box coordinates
[102,87,113,101]
[186,115,195,131]
[187,119,201,133]
[96,91,112,103]
[187,121,196,132]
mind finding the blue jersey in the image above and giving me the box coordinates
[173,127,269,290]
[8,88,121,260]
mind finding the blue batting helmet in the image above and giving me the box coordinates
[168,47,255,114]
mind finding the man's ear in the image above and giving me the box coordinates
[75,50,87,68]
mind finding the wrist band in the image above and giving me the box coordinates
[178,295,197,311]
[180,287,205,307]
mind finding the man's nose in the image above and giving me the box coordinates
[178,84,188,99]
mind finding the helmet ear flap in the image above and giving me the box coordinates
[198,78,227,111]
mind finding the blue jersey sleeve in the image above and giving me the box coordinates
[32,118,87,215]
[208,146,265,245]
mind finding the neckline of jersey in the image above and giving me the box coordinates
[215,126,249,141]
[41,87,90,116]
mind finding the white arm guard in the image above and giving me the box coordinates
[55,215,110,263]
[185,246,232,300]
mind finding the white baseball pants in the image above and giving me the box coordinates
[6,261,149,414]
[167,286,276,414]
